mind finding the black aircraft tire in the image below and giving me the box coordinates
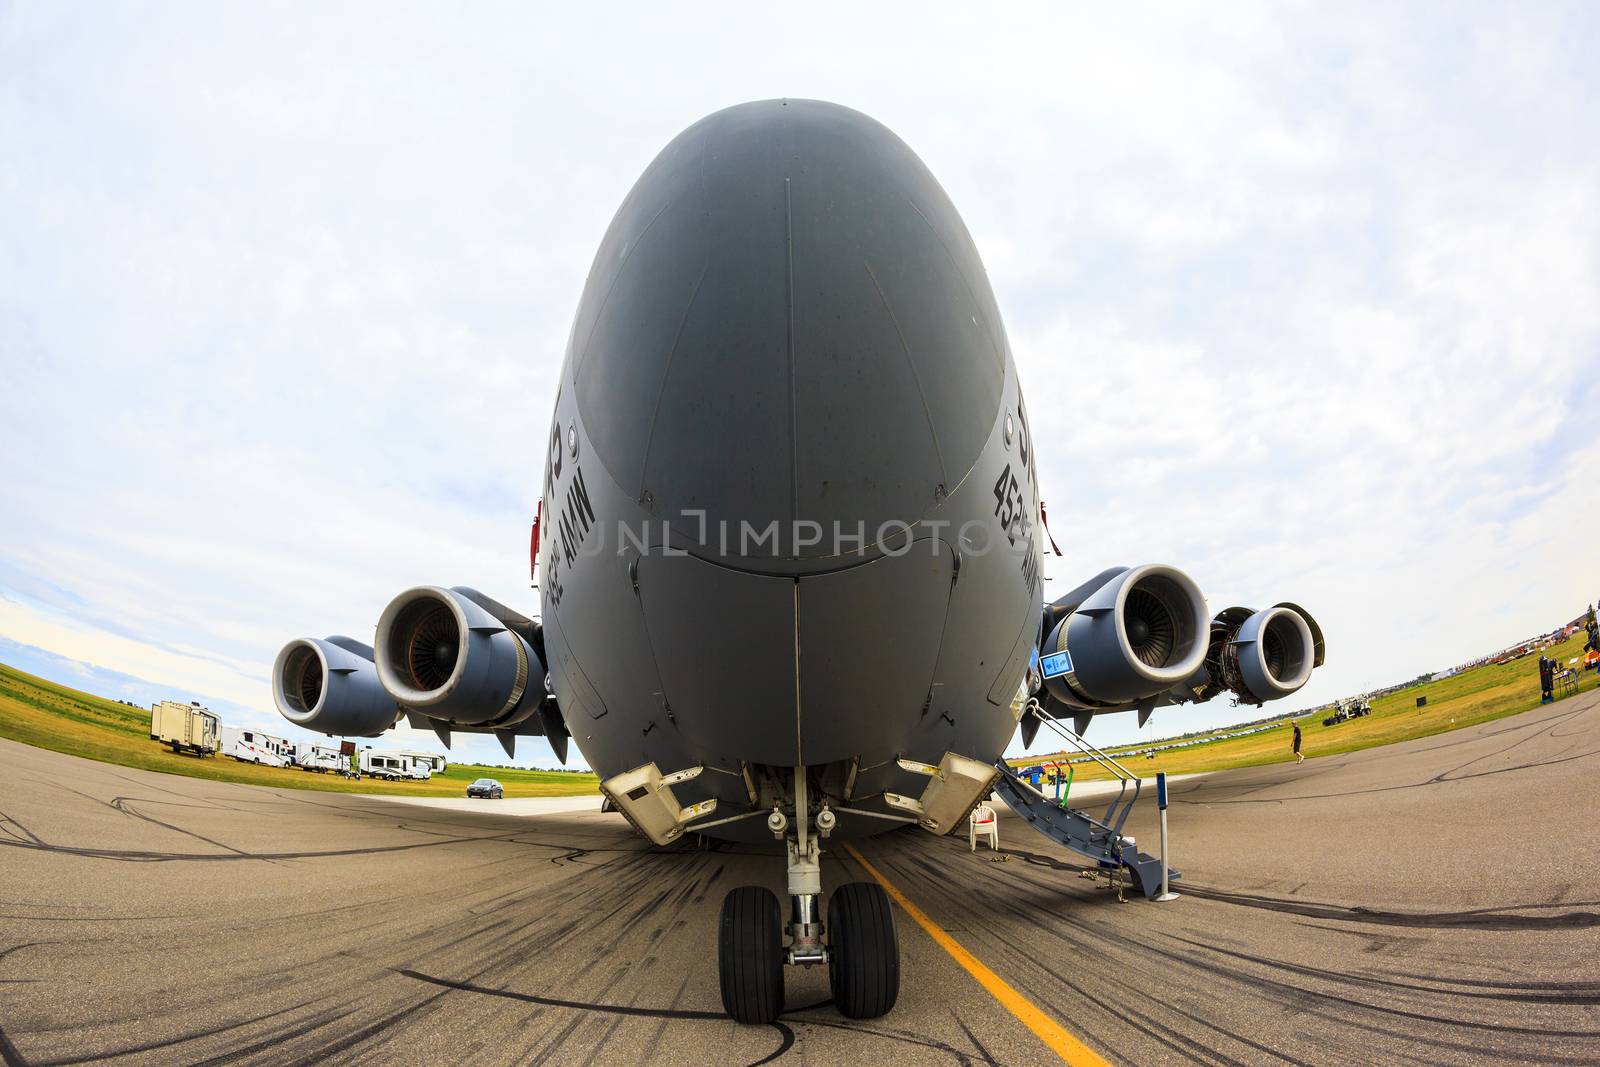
[718,886,784,1024]
[827,881,899,1019]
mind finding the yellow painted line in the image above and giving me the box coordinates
[841,840,1110,1067]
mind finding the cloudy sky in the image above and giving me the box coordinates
[3,3,1597,766]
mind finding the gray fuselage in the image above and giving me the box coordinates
[538,100,1043,840]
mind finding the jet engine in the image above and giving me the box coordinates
[1201,604,1322,705]
[272,636,400,737]
[1040,564,1210,710]
[374,586,548,727]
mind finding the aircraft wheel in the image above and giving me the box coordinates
[718,886,784,1024]
[827,881,898,1019]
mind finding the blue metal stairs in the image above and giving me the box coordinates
[991,710,1177,899]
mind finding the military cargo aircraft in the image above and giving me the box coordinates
[271,99,1324,1024]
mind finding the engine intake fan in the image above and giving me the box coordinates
[1205,605,1319,705]
[1041,564,1209,710]
[272,636,400,737]
[375,586,548,727]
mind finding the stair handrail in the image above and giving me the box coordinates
[990,760,1125,862]
[1026,701,1144,838]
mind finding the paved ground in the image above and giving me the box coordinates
[362,795,604,816]
[1,692,1597,1066]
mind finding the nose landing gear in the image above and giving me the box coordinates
[716,766,900,1024]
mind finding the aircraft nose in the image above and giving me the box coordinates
[569,99,1007,564]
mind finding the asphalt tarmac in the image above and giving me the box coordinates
[1,691,1597,1066]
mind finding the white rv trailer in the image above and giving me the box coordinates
[295,744,344,773]
[396,751,447,775]
[220,726,295,767]
[150,701,219,756]
[359,749,416,781]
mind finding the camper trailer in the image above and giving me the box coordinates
[397,751,446,777]
[295,744,344,773]
[359,749,413,781]
[149,701,219,756]
[220,726,295,767]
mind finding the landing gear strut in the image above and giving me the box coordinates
[716,765,900,1023]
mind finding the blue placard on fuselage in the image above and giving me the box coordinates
[1040,649,1073,679]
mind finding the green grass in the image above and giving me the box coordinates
[6,630,1588,799]
[0,663,600,798]
[1014,631,1595,782]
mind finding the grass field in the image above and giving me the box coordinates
[0,663,600,798]
[3,629,1590,800]
[1014,630,1596,783]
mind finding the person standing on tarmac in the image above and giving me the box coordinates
[1539,654,1556,704]
[1291,721,1304,764]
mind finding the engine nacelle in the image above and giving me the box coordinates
[1202,604,1321,705]
[374,586,547,727]
[272,636,400,737]
[1041,564,1210,709]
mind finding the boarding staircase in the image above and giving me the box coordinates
[991,704,1176,899]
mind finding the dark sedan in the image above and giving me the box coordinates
[466,778,504,799]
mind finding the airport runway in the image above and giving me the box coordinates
[2,693,1597,1066]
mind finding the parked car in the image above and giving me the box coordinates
[467,778,504,799]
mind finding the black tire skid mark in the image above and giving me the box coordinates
[776,1010,998,1065]
[0,1024,23,1067]
[12,774,300,864]
[3,819,678,1062]
[106,797,255,858]
[1175,884,1600,931]
[524,962,637,1065]
[969,903,1280,1067]
[988,793,1600,934]
[246,991,452,1067]
[628,971,700,1064]
[0,945,53,965]
[951,1012,1000,1066]
[0,809,596,862]
[12,994,342,1067]
[892,836,1444,1066]
[0,913,171,923]
[1144,932,1600,1043]
[1164,932,1600,1006]
[998,857,1587,1062]
[401,966,999,1067]
[1380,967,1600,994]
[4,779,781,1063]
[396,968,796,1067]
[367,848,702,994]
[573,978,667,1064]
[832,840,1241,1067]
[1288,1004,1600,1067]
[0,810,45,847]
[398,845,996,1065]
[873,815,1600,1057]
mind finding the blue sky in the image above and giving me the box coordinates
[3,3,1598,766]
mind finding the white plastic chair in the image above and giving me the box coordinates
[969,802,998,851]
